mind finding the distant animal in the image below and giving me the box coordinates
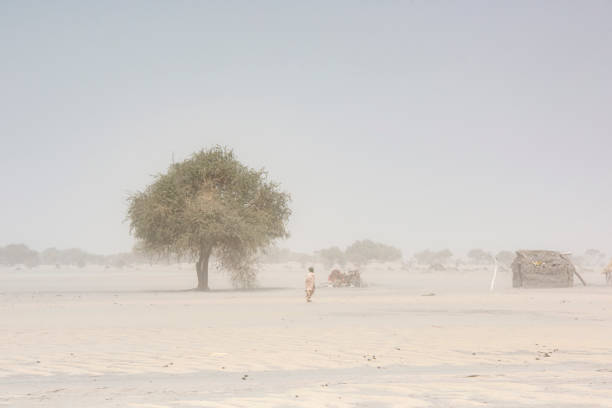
[603,260,612,286]
[328,269,361,287]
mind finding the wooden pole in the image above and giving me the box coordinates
[489,257,498,291]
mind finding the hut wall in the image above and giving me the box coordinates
[512,262,574,288]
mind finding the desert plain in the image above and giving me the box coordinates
[1,264,611,407]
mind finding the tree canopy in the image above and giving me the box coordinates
[127,146,291,289]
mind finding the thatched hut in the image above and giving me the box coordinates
[512,250,576,288]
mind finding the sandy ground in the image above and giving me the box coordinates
[1,263,611,407]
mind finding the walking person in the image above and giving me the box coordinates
[305,266,316,302]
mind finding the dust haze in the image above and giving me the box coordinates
[1,2,612,407]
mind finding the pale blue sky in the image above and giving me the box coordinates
[1,1,611,256]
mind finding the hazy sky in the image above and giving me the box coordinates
[1,1,611,257]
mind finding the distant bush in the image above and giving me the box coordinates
[257,246,314,265]
[0,243,155,269]
[40,247,103,266]
[413,249,453,266]
[345,240,402,265]
[0,244,40,267]
[495,251,515,267]
[467,249,493,264]
[316,246,346,268]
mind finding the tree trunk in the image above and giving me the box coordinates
[196,245,212,291]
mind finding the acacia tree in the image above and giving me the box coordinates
[127,146,291,290]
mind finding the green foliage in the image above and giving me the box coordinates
[127,146,291,287]
[345,240,402,265]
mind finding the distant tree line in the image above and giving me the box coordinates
[412,249,515,267]
[3,242,606,275]
[0,240,403,270]
[315,240,403,268]
[258,240,403,268]
[0,244,152,268]
[571,249,608,269]
[257,247,314,265]
[0,244,40,267]
[409,248,610,270]
[413,249,453,266]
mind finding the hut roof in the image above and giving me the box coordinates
[514,250,571,264]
